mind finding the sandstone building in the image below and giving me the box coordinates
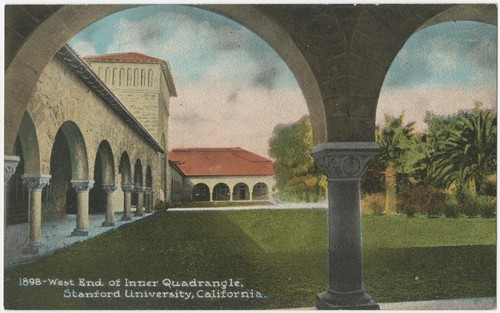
[5,44,176,254]
[169,147,275,202]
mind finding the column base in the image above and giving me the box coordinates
[22,242,42,255]
[101,221,115,227]
[145,209,152,213]
[316,289,379,310]
[121,215,132,221]
[134,212,144,217]
[71,228,88,236]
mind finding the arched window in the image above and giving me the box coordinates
[147,69,153,87]
[112,68,117,85]
[141,69,146,86]
[119,68,125,86]
[134,68,139,86]
[105,67,111,84]
[127,68,132,86]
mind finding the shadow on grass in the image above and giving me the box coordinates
[4,211,496,310]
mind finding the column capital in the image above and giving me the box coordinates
[21,173,51,191]
[311,142,378,180]
[121,185,134,193]
[71,180,95,192]
[4,155,20,184]
[144,187,152,194]
[102,184,117,193]
[134,186,144,193]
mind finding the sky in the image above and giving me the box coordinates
[69,5,497,158]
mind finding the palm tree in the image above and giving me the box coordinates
[429,107,496,193]
[377,113,420,214]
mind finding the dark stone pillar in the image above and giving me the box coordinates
[311,142,379,310]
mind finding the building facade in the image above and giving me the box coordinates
[5,45,176,254]
[169,148,275,203]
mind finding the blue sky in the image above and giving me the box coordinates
[69,5,497,157]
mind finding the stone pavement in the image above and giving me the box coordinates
[4,212,152,269]
[379,297,496,310]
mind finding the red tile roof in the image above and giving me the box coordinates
[169,147,275,177]
[83,52,165,64]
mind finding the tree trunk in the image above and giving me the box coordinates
[384,163,397,214]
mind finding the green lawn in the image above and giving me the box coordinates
[4,210,496,310]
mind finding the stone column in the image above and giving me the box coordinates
[144,187,153,213]
[134,186,144,216]
[102,184,117,227]
[311,142,379,310]
[70,180,94,236]
[21,174,51,254]
[121,185,134,221]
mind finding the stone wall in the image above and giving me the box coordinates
[24,57,164,213]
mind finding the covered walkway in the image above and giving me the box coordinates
[4,212,152,269]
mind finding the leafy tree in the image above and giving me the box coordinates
[428,105,497,194]
[268,116,326,202]
[376,113,423,214]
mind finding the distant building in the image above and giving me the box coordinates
[169,147,275,202]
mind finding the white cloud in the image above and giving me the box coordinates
[377,84,497,131]
[70,40,97,57]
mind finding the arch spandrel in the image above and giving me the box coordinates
[4,4,497,151]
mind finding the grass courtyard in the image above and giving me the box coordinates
[4,209,496,310]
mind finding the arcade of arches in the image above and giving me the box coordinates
[4,4,496,310]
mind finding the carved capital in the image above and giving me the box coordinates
[144,187,152,194]
[121,185,134,193]
[21,174,51,191]
[71,180,95,192]
[134,186,144,193]
[102,184,117,193]
[4,155,20,184]
[311,142,378,180]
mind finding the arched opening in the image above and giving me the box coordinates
[213,183,230,201]
[252,182,269,200]
[7,112,41,224]
[132,159,143,206]
[6,138,28,224]
[233,183,249,201]
[146,165,153,188]
[48,121,88,217]
[192,183,210,201]
[89,141,115,214]
[119,151,132,186]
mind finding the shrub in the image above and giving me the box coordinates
[398,185,446,217]
[443,197,460,218]
[361,193,385,215]
[154,200,170,212]
[455,187,496,218]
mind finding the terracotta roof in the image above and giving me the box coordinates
[169,147,275,177]
[83,52,164,64]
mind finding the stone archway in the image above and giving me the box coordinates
[119,151,133,220]
[6,112,40,224]
[213,183,230,201]
[233,183,249,201]
[49,121,89,217]
[89,140,115,214]
[133,159,145,216]
[4,4,497,309]
[193,183,210,202]
[252,182,269,201]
